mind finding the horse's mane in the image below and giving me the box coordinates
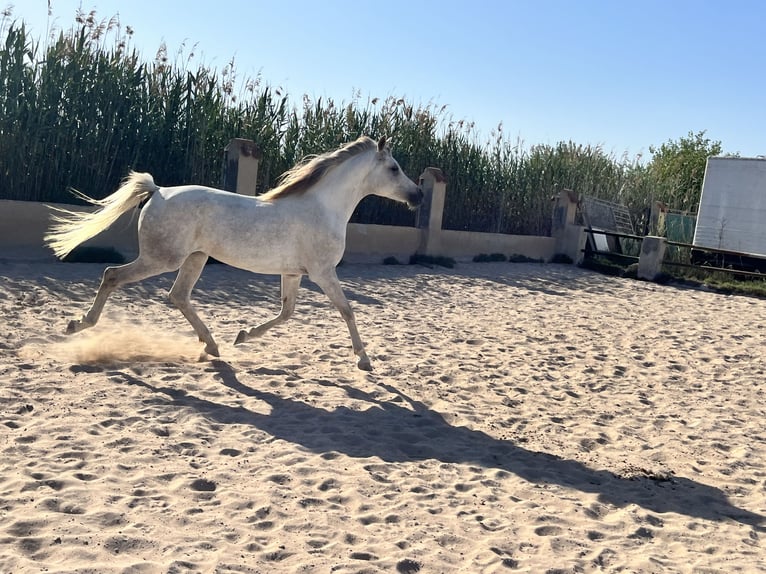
[259,136,378,201]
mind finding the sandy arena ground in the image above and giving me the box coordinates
[1,258,765,573]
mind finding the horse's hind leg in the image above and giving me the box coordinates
[234,273,301,345]
[68,257,164,334]
[168,252,219,357]
[309,269,372,371]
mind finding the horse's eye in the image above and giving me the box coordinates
[390,165,399,173]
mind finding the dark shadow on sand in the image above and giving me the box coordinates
[111,360,765,529]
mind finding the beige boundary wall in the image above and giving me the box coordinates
[0,200,139,261]
[1,140,589,265]
[344,223,556,264]
[0,199,557,263]
[438,230,554,261]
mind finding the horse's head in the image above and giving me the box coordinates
[365,136,423,210]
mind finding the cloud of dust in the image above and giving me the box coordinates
[51,326,204,364]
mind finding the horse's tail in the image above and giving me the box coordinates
[45,171,159,259]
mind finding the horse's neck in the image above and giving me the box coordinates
[312,152,372,223]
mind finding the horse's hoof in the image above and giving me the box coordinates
[205,343,220,357]
[234,330,247,345]
[66,320,85,334]
[357,357,373,372]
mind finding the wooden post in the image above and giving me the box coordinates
[416,167,447,255]
[222,138,261,195]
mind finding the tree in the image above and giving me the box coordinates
[647,130,723,212]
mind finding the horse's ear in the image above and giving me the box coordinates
[377,136,387,152]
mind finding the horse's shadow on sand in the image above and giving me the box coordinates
[115,361,764,529]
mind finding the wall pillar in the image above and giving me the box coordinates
[416,167,447,256]
[551,188,585,263]
[638,236,667,280]
[649,201,667,236]
[222,138,261,195]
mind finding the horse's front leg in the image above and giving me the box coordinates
[169,252,220,358]
[310,270,372,371]
[235,274,302,345]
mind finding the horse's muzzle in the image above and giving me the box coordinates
[408,187,424,209]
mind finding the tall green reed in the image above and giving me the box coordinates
[1,10,661,236]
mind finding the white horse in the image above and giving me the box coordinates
[45,136,423,370]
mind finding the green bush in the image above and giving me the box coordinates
[508,254,543,263]
[409,254,456,268]
[550,253,574,264]
[473,253,507,263]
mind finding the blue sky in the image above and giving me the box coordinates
[6,0,765,160]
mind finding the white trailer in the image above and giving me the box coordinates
[693,157,766,257]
